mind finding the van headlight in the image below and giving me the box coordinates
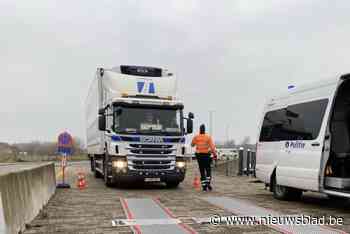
[176,161,186,168]
[113,160,127,169]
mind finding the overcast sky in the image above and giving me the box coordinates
[1,0,350,144]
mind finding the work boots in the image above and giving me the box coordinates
[206,177,212,191]
[201,180,207,191]
[207,184,212,191]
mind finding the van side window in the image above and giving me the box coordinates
[259,109,287,142]
[259,99,328,142]
[284,99,328,140]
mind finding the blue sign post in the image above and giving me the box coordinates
[56,131,73,189]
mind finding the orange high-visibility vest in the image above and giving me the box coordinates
[191,134,216,154]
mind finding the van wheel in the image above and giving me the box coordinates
[272,175,302,200]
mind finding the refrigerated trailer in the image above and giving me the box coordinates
[256,73,350,200]
[85,65,194,187]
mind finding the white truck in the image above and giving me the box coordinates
[256,74,350,200]
[85,65,194,187]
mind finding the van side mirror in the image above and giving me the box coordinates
[186,119,193,134]
[98,108,105,115]
[188,112,194,119]
[98,115,106,131]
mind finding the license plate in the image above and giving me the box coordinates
[144,178,161,182]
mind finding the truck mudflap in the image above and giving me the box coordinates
[111,169,186,183]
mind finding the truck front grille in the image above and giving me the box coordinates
[127,143,176,171]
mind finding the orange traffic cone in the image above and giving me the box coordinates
[76,172,87,190]
[193,174,200,190]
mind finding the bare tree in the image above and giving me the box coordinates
[224,139,236,148]
[240,136,251,147]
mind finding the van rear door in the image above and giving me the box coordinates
[277,99,329,191]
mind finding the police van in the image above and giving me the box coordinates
[256,74,350,200]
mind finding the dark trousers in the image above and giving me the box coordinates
[196,153,212,187]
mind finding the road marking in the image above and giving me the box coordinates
[119,198,197,234]
[112,218,181,226]
[202,196,347,234]
[0,192,6,234]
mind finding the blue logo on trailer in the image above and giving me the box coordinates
[137,81,145,93]
[57,132,73,155]
[149,82,155,94]
[137,81,155,94]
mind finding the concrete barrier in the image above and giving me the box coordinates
[0,163,56,234]
[0,193,5,234]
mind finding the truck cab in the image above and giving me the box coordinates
[86,65,194,187]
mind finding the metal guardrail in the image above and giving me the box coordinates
[225,148,256,177]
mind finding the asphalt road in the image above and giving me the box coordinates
[23,160,350,234]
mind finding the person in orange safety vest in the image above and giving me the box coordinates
[191,124,218,191]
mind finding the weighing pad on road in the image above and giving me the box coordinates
[203,196,344,234]
[118,198,195,234]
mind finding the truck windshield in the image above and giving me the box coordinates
[114,107,183,136]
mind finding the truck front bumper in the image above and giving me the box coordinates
[111,168,186,183]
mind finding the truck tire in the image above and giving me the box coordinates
[90,156,95,172]
[104,156,113,187]
[94,168,102,178]
[166,182,180,188]
[272,175,302,200]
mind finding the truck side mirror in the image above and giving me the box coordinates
[98,115,106,131]
[188,112,194,119]
[98,108,105,115]
[187,119,193,134]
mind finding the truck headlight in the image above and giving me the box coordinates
[176,161,186,168]
[113,160,127,169]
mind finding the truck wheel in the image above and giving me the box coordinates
[94,169,102,178]
[104,159,113,187]
[272,175,302,200]
[90,156,95,172]
[166,182,180,188]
